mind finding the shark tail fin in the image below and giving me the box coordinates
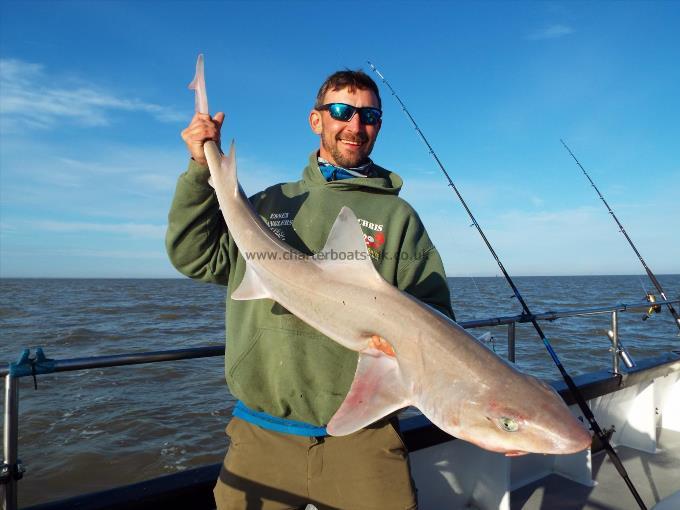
[188,54,209,114]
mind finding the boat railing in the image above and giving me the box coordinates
[458,299,679,371]
[2,298,679,510]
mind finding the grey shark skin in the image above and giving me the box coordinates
[190,55,591,456]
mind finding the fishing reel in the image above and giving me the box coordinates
[641,292,662,321]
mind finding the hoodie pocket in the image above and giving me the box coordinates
[226,326,357,423]
[227,328,264,390]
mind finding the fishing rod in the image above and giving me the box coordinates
[561,139,680,333]
[367,61,648,510]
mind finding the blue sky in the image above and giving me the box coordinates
[0,0,678,278]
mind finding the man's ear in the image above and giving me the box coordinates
[309,110,323,135]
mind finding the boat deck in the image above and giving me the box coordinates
[512,429,680,510]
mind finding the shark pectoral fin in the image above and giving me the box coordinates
[326,347,411,436]
[231,264,272,301]
[313,207,382,280]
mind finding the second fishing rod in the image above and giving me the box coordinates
[560,139,680,333]
[367,61,648,510]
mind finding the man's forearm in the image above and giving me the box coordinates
[166,160,231,285]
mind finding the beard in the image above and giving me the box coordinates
[321,130,374,168]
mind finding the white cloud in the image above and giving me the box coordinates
[420,202,680,276]
[402,173,553,217]
[31,220,166,239]
[1,140,187,211]
[530,195,544,207]
[132,173,178,193]
[0,221,17,235]
[401,172,501,208]
[526,24,574,41]
[0,58,184,131]
[52,248,167,260]
[236,155,291,196]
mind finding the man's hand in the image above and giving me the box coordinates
[181,112,225,166]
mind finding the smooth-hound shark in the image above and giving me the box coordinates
[189,54,591,456]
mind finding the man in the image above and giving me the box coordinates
[167,69,454,510]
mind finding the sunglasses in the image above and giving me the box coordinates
[316,103,382,125]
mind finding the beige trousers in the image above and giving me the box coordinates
[214,416,417,510]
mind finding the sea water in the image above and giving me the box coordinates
[1,275,679,506]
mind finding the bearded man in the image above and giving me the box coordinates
[167,69,454,510]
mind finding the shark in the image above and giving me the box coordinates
[189,54,592,456]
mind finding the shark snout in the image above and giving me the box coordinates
[556,418,592,453]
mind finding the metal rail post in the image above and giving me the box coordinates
[2,374,20,510]
[610,311,620,375]
[507,322,516,363]
[606,311,636,372]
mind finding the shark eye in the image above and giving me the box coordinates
[499,417,519,432]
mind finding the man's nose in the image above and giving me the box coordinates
[347,111,365,130]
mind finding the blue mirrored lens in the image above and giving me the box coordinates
[323,103,381,125]
[328,103,354,121]
[359,108,381,125]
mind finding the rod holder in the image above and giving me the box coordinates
[618,348,636,370]
[607,311,636,374]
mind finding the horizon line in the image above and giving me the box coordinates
[1,274,679,280]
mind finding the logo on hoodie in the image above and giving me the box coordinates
[265,211,294,241]
[358,218,385,259]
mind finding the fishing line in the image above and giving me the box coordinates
[560,139,680,334]
[470,276,490,308]
[638,277,649,295]
[368,61,648,510]
[471,276,483,298]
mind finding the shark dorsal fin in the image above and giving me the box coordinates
[313,207,382,281]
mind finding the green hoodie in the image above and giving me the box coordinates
[166,153,454,426]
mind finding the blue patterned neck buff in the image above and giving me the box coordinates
[318,157,375,181]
